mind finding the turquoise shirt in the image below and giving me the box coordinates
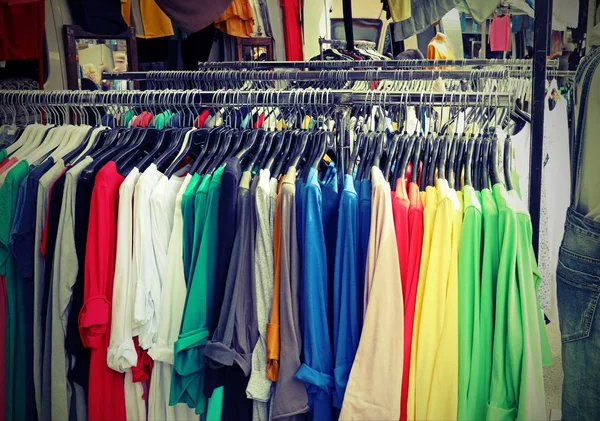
[172,168,223,416]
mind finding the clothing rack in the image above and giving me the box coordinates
[0,89,515,108]
[101,68,513,82]
[318,37,377,59]
[195,59,559,70]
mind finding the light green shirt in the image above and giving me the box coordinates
[511,189,553,420]
[488,183,522,421]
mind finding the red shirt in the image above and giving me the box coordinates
[78,161,126,421]
[400,182,424,421]
[280,0,303,60]
[393,179,410,298]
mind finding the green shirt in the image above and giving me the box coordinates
[457,185,482,421]
[190,175,212,284]
[511,189,553,420]
[488,183,522,421]
[469,187,500,421]
[181,173,202,284]
[0,149,7,163]
[172,168,223,416]
[0,161,30,421]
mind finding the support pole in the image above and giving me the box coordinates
[342,0,354,51]
[530,0,553,257]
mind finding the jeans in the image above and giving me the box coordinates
[558,45,600,421]
[558,208,600,421]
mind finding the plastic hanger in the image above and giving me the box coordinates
[463,137,475,187]
[446,134,458,188]
[383,133,401,183]
[472,135,481,191]
[410,135,423,185]
[426,135,440,187]
[164,128,200,177]
[504,135,514,191]
[136,128,176,172]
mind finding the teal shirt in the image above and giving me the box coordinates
[181,173,202,285]
[0,161,30,421]
[457,185,482,421]
[190,175,212,283]
[172,168,223,416]
[0,149,7,163]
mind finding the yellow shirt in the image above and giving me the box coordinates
[121,0,174,39]
[388,0,411,22]
[427,33,456,60]
[407,185,437,421]
[411,179,462,420]
[426,184,462,420]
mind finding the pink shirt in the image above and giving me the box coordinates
[490,13,511,52]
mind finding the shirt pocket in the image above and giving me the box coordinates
[556,249,600,343]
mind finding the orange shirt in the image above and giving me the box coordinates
[267,176,285,381]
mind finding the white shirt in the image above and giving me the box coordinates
[131,163,163,348]
[148,173,198,421]
[107,167,140,372]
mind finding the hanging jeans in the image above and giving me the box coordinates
[557,46,600,421]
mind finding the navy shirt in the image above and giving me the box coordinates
[10,158,55,280]
[204,157,242,397]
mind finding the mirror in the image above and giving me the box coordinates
[64,25,138,91]
[237,37,274,61]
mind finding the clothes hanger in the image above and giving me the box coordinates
[453,133,467,191]
[446,134,458,188]
[436,135,448,181]
[472,135,481,191]
[273,130,295,178]
[463,137,475,187]
[384,132,401,183]
[488,133,501,186]
[426,135,440,187]
[504,134,514,191]
[114,128,162,174]
[164,128,200,177]
[347,131,365,177]
[189,127,221,174]
[288,131,309,171]
[196,126,227,175]
[480,135,491,189]
[409,135,423,185]
[420,133,432,191]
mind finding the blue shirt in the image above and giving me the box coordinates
[358,179,372,328]
[295,167,334,421]
[319,163,339,342]
[332,175,360,408]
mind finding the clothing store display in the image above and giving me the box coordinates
[490,13,511,52]
[281,0,303,60]
[553,0,579,31]
[391,0,458,42]
[558,28,600,421]
[67,0,127,34]
[155,0,232,34]
[121,0,174,38]
[214,0,255,38]
[388,0,412,22]
[0,1,45,86]
[0,79,554,421]
[427,32,456,60]
[463,0,498,23]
